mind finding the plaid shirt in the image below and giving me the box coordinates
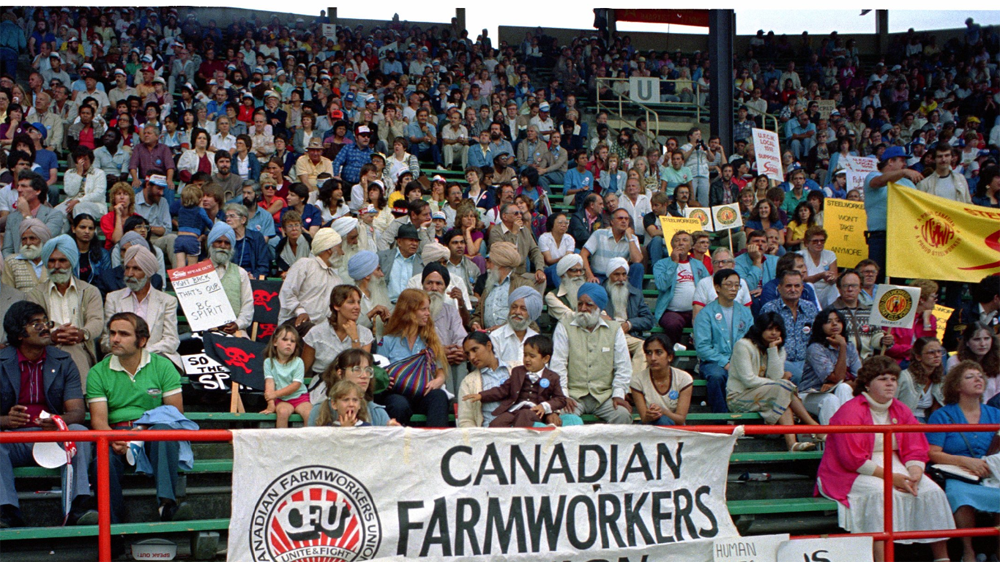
[331,142,373,185]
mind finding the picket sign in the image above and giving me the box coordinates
[868,285,922,329]
[752,129,783,181]
[167,261,236,332]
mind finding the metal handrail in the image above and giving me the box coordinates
[3,422,998,561]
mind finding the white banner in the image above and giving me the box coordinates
[229,426,740,562]
[752,129,783,182]
[776,537,873,562]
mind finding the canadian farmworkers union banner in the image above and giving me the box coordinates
[228,426,741,561]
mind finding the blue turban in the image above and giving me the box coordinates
[508,285,543,321]
[119,231,150,251]
[41,234,80,277]
[577,282,608,311]
[347,250,379,281]
[207,222,236,247]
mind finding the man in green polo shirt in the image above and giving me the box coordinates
[86,312,191,523]
[780,169,810,214]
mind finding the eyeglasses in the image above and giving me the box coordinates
[28,319,54,332]
[263,185,276,190]
[346,366,375,378]
[720,282,741,289]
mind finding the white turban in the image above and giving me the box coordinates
[310,228,342,255]
[330,217,358,239]
[606,257,629,275]
[421,242,450,265]
[556,253,583,277]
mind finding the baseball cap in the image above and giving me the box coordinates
[330,110,344,119]
[80,63,95,72]
[147,174,169,187]
[356,125,372,135]
[431,210,446,221]
[344,92,356,102]
[114,68,126,76]
[880,146,906,162]
[28,122,47,140]
[431,175,446,183]
[539,103,550,112]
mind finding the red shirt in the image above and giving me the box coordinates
[100,211,142,250]
[17,349,47,428]
[78,127,96,150]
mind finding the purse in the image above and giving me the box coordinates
[385,349,436,398]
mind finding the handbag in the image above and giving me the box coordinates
[385,349,436,398]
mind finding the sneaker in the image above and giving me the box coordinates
[0,505,25,528]
[435,165,446,171]
[159,501,193,522]
[68,509,99,526]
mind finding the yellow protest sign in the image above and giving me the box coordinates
[932,304,954,343]
[824,199,868,268]
[887,184,1000,282]
[659,216,703,253]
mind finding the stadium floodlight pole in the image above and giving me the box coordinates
[708,9,734,154]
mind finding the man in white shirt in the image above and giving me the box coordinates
[916,143,971,203]
[440,110,469,171]
[692,248,753,321]
[528,103,555,142]
[278,228,344,331]
[210,116,237,154]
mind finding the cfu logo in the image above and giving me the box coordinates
[689,208,711,228]
[251,466,381,562]
[914,211,960,257]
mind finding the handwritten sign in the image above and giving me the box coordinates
[816,100,836,119]
[659,216,703,253]
[715,534,789,562]
[843,155,877,174]
[752,129,783,182]
[932,304,954,343]
[684,206,715,232]
[168,261,237,332]
[777,537,873,562]
[869,284,922,329]
[825,199,868,268]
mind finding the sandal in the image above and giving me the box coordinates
[790,442,817,452]
[810,433,827,442]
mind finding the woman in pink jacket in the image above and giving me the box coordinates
[816,355,954,562]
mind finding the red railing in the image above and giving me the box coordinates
[2,423,998,562]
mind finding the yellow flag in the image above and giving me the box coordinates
[886,184,1000,282]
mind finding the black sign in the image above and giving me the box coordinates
[203,332,268,390]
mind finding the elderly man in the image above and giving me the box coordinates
[490,286,542,369]
[2,218,50,292]
[102,245,181,368]
[1,301,96,528]
[545,253,586,322]
[28,91,63,153]
[406,242,471,312]
[278,227,343,328]
[204,223,254,335]
[129,123,175,191]
[97,232,165,297]
[379,224,423,305]
[86,313,192,523]
[135,172,177,269]
[580,207,644,289]
[486,204,547,285]
[653,230,710,345]
[222,203,271,278]
[378,199,434,252]
[4,172,64,258]
[551,283,633,424]
[27,235,104,385]
[422,263,469,394]
[330,216,362,280]
[603,258,655,375]
[294,138,333,193]
[472,242,543,331]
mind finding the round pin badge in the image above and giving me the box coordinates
[539,378,550,388]
[715,313,723,320]
[668,390,679,400]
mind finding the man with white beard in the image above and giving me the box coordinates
[1,218,51,292]
[551,283,634,424]
[102,245,182,367]
[406,242,472,314]
[27,235,105,384]
[544,253,586,322]
[278,228,344,332]
[472,242,543,331]
[204,223,254,335]
[422,263,469,394]
[331,216,361,282]
[489,286,542,369]
[603,257,655,375]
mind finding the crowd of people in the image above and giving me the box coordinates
[1,7,999,561]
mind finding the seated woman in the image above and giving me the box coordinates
[376,289,450,427]
[947,322,1000,404]
[801,308,861,424]
[927,360,1000,562]
[817,355,954,562]
[630,334,693,426]
[308,348,399,427]
[302,285,374,385]
[274,210,312,277]
[896,337,946,422]
[727,311,821,451]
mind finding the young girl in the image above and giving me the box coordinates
[173,184,213,266]
[260,325,311,428]
[318,380,371,427]
[785,202,815,250]
[309,348,397,426]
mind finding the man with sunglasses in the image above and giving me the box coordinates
[1,301,97,528]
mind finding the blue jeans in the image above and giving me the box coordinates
[649,236,666,266]
[866,231,886,283]
[646,415,676,426]
[0,425,92,514]
[700,360,730,413]
[96,423,180,524]
[786,360,804,386]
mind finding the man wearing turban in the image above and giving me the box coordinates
[543,253,585,323]
[405,242,471,311]
[278,227,344,329]
[205,222,255,335]
[421,262,469,394]
[1,218,52,292]
[330,216,360,282]
[603,257,655,375]
[346,250,390,338]
[472,241,544,331]
[551,282,634,425]
[102,245,182,367]
[489,285,542,370]
[27,235,105,385]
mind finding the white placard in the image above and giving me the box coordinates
[843,155,877,174]
[752,129,783,182]
[182,353,228,376]
[229,426,741,562]
[629,77,658,104]
[378,41,398,59]
[167,261,236,332]
[321,24,337,41]
[868,284,922,329]
[714,533,789,562]
[846,171,868,193]
[713,203,744,231]
[776,537,873,562]
[685,206,716,232]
